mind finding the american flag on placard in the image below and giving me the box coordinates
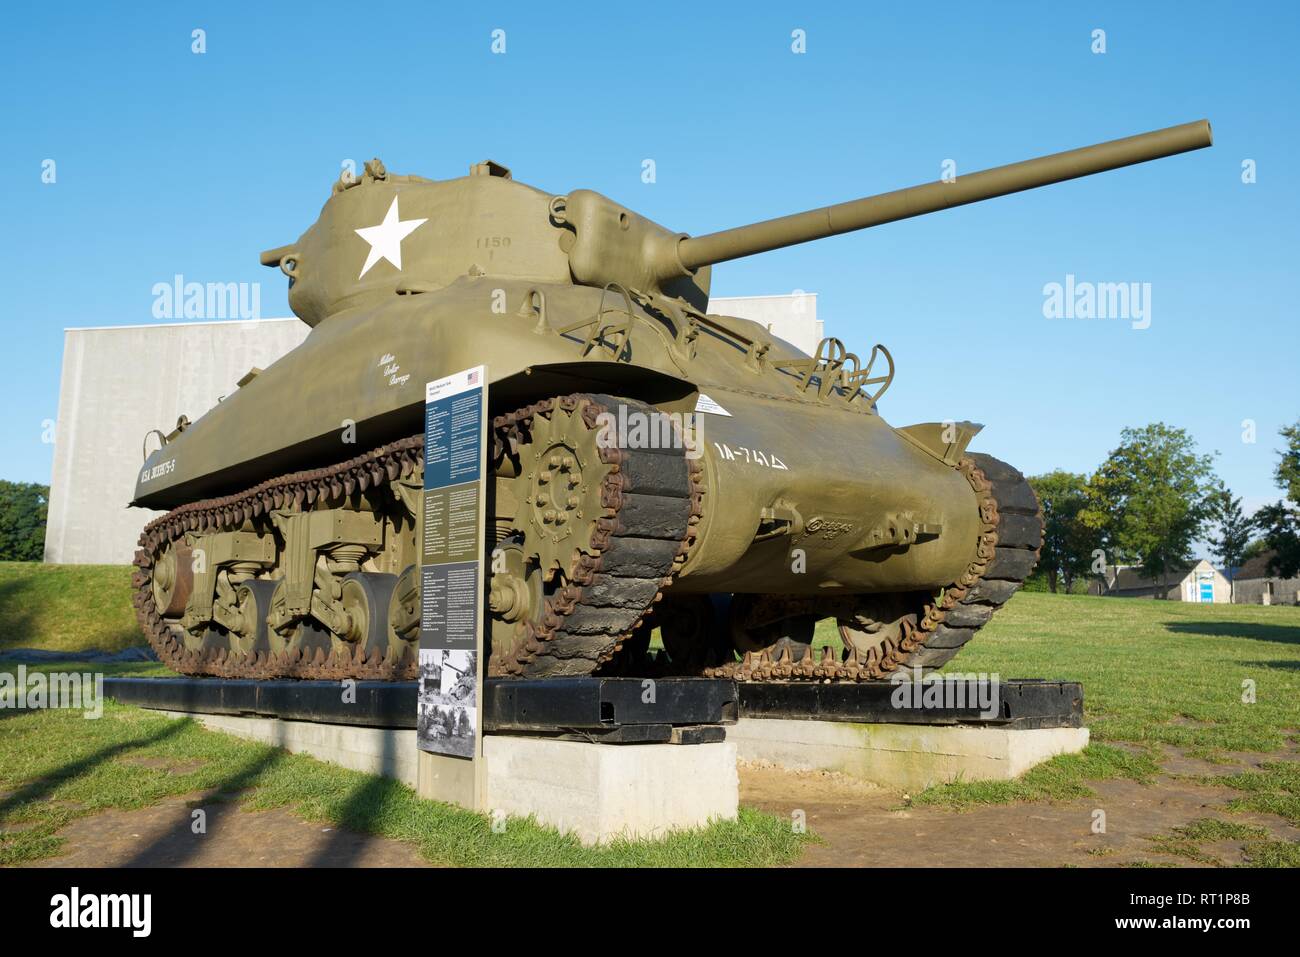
[468,369,480,386]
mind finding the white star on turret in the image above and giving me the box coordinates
[354,197,428,279]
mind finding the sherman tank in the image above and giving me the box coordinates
[131,119,1212,683]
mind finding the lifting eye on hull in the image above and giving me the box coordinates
[140,415,190,466]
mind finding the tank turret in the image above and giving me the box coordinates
[262,121,1211,322]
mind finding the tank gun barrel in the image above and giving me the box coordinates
[672,120,1211,272]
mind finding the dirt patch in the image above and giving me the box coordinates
[1163,746,1300,778]
[1196,838,1251,866]
[34,792,433,868]
[739,746,1300,868]
[118,756,210,775]
[1160,749,1248,777]
[739,761,885,800]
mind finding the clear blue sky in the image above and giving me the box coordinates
[2,1,1296,519]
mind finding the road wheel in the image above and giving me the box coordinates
[337,572,400,659]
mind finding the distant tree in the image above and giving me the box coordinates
[1255,419,1300,579]
[1242,537,1269,562]
[1275,420,1300,502]
[1254,503,1300,579]
[1080,423,1218,597]
[0,481,50,561]
[1028,471,1098,593]
[1205,484,1254,600]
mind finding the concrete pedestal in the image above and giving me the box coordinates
[158,710,737,845]
[479,736,737,845]
[158,710,420,784]
[729,717,1089,791]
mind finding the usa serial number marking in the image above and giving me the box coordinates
[140,458,176,483]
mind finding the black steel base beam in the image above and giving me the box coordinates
[104,676,1082,733]
[103,676,738,732]
[736,679,1083,729]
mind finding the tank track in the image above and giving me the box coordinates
[133,426,1034,683]
[491,394,702,677]
[696,452,1042,682]
[132,437,426,680]
[131,394,701,681]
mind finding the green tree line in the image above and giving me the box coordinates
[1029,419,1300,595]
[0,481,50,562]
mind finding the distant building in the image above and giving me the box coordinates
[44,293,821,565]
[1089,559,1231,603]
[1230,551,1300,606]
[44,319,310,565]
[709,293,822,355]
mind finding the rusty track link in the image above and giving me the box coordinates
[700,453,1043,682]
[132,394,701,681]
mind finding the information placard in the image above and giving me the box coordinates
[417,365,486,771]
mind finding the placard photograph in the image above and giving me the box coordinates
[417,648,478,759]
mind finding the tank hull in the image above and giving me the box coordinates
[675,389,982,594]
[134,277,982,598]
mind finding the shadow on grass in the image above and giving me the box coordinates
[1165,621,1300,645]
[305,728,398,867]
[1243,660,1300,671]
[120,746,286,868]
[0,577,37,653]
[0,720,187,822]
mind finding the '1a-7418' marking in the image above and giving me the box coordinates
[713,442,788,470]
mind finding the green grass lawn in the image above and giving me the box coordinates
[888,592,1300,860]
[806,592,1300,756]
[938,592,1300,753]
[0,562,138,654]
[0,663,809,867]
[3,568,1299,866]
